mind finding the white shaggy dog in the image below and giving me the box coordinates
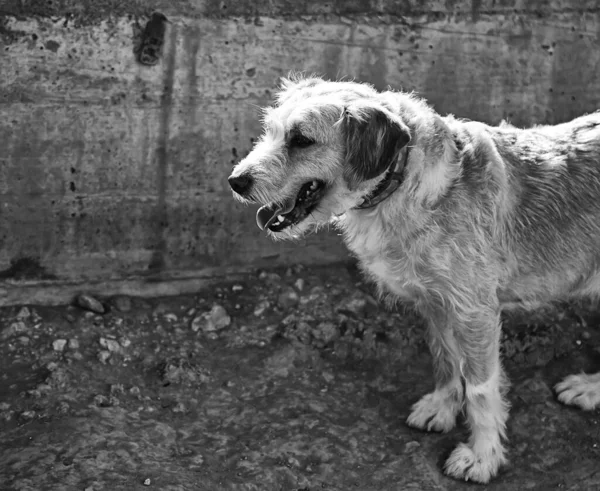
[228,74,600,483]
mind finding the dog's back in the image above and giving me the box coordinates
[463,113,600,307]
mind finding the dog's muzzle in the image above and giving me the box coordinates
[255,179,326,232]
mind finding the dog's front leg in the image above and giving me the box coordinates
[443,307,509,484]
[407,313,463,433]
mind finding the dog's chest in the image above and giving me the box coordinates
[343,217,424,300]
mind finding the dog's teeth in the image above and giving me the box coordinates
[277,215,285,222]
[310,181,318,190]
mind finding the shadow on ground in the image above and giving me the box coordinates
[1,263,600,490]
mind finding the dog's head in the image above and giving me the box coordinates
[228,76,411,239]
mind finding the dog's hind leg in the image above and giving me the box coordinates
[555,372,600,410]
[443,306,509,484]
[407,311,464,433]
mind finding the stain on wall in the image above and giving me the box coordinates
[0,1,599,282]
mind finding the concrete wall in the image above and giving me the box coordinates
[1,1,599,302]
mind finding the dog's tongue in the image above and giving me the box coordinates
[256,200,295,231]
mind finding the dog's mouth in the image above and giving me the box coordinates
[256,180,326,232]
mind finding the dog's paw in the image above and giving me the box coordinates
[406,390,459,433]
[555,372,600,410]
[443,442,506,484]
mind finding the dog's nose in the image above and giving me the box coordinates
[228,173,253,196]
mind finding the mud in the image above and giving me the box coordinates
[1,263,600,490]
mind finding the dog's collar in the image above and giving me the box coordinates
[353,147,410,210]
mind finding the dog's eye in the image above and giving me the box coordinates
[289,133,315,149]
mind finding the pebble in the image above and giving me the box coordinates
[253,300,270,317]
[99,337,121,353]
[143,478,151,486]
[68,339,80,350]
[19,410,36,421]
[190,316,204,333]
[336,294,368,318]
[120,337,131,348]
[0,402,10,411]
[277,288,300,309]
[15,306,31,320]
[110,384,125,395]
[314,322,338,343]
[76,293,105,314]
[232,284,243,292]
[191,305,231,333]
[18,336,30,346]
[294,278,305,291]
[1,321,28,341]
[97,350,111,364]
[404,441,421,453]
[164,313,178,323]
[52,339,67,352]
[111,295,132,313]
[582,331,591,340]
[93,395,110,407]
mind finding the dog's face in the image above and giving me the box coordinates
[228,77,411,239]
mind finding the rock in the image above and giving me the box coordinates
[190,316,204,332]
[513,376,553,404]
[336,292,368,318]
[15,306,31,320]
[202,305,231,332]
[19,410,36,422]
[68,339,80,350]
[76,293,105,314]
[143,478,151,486]
[172,402,186,413]
[294,278,305,291]
[119,337,131,348]
[111,295,132,313]
[404,441,421,453]
[259,271,282,283]
[277,288,300,309]
[98,350,111,364]
[253,300,270,317]
[99,337,121,353]
[190,454,204,466]
[18,336,30,346]
[110,384,125,395]
[93,394,111,407]
[52,339,67,352]
[582,331,591,340]
[189,305,231,333]
[313,322,338,344]
[232,284,243,292]
[1,321,28,341]
[164,313,178,323]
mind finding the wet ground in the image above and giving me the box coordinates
[1,262,600,491]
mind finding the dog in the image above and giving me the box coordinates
[228,74,600,483]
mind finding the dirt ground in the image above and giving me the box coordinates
[1,262,600,491]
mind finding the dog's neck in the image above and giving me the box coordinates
[353,146,410,210]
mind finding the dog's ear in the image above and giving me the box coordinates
[340,104,411,190]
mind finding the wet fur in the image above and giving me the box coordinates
[229,75,600,483]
